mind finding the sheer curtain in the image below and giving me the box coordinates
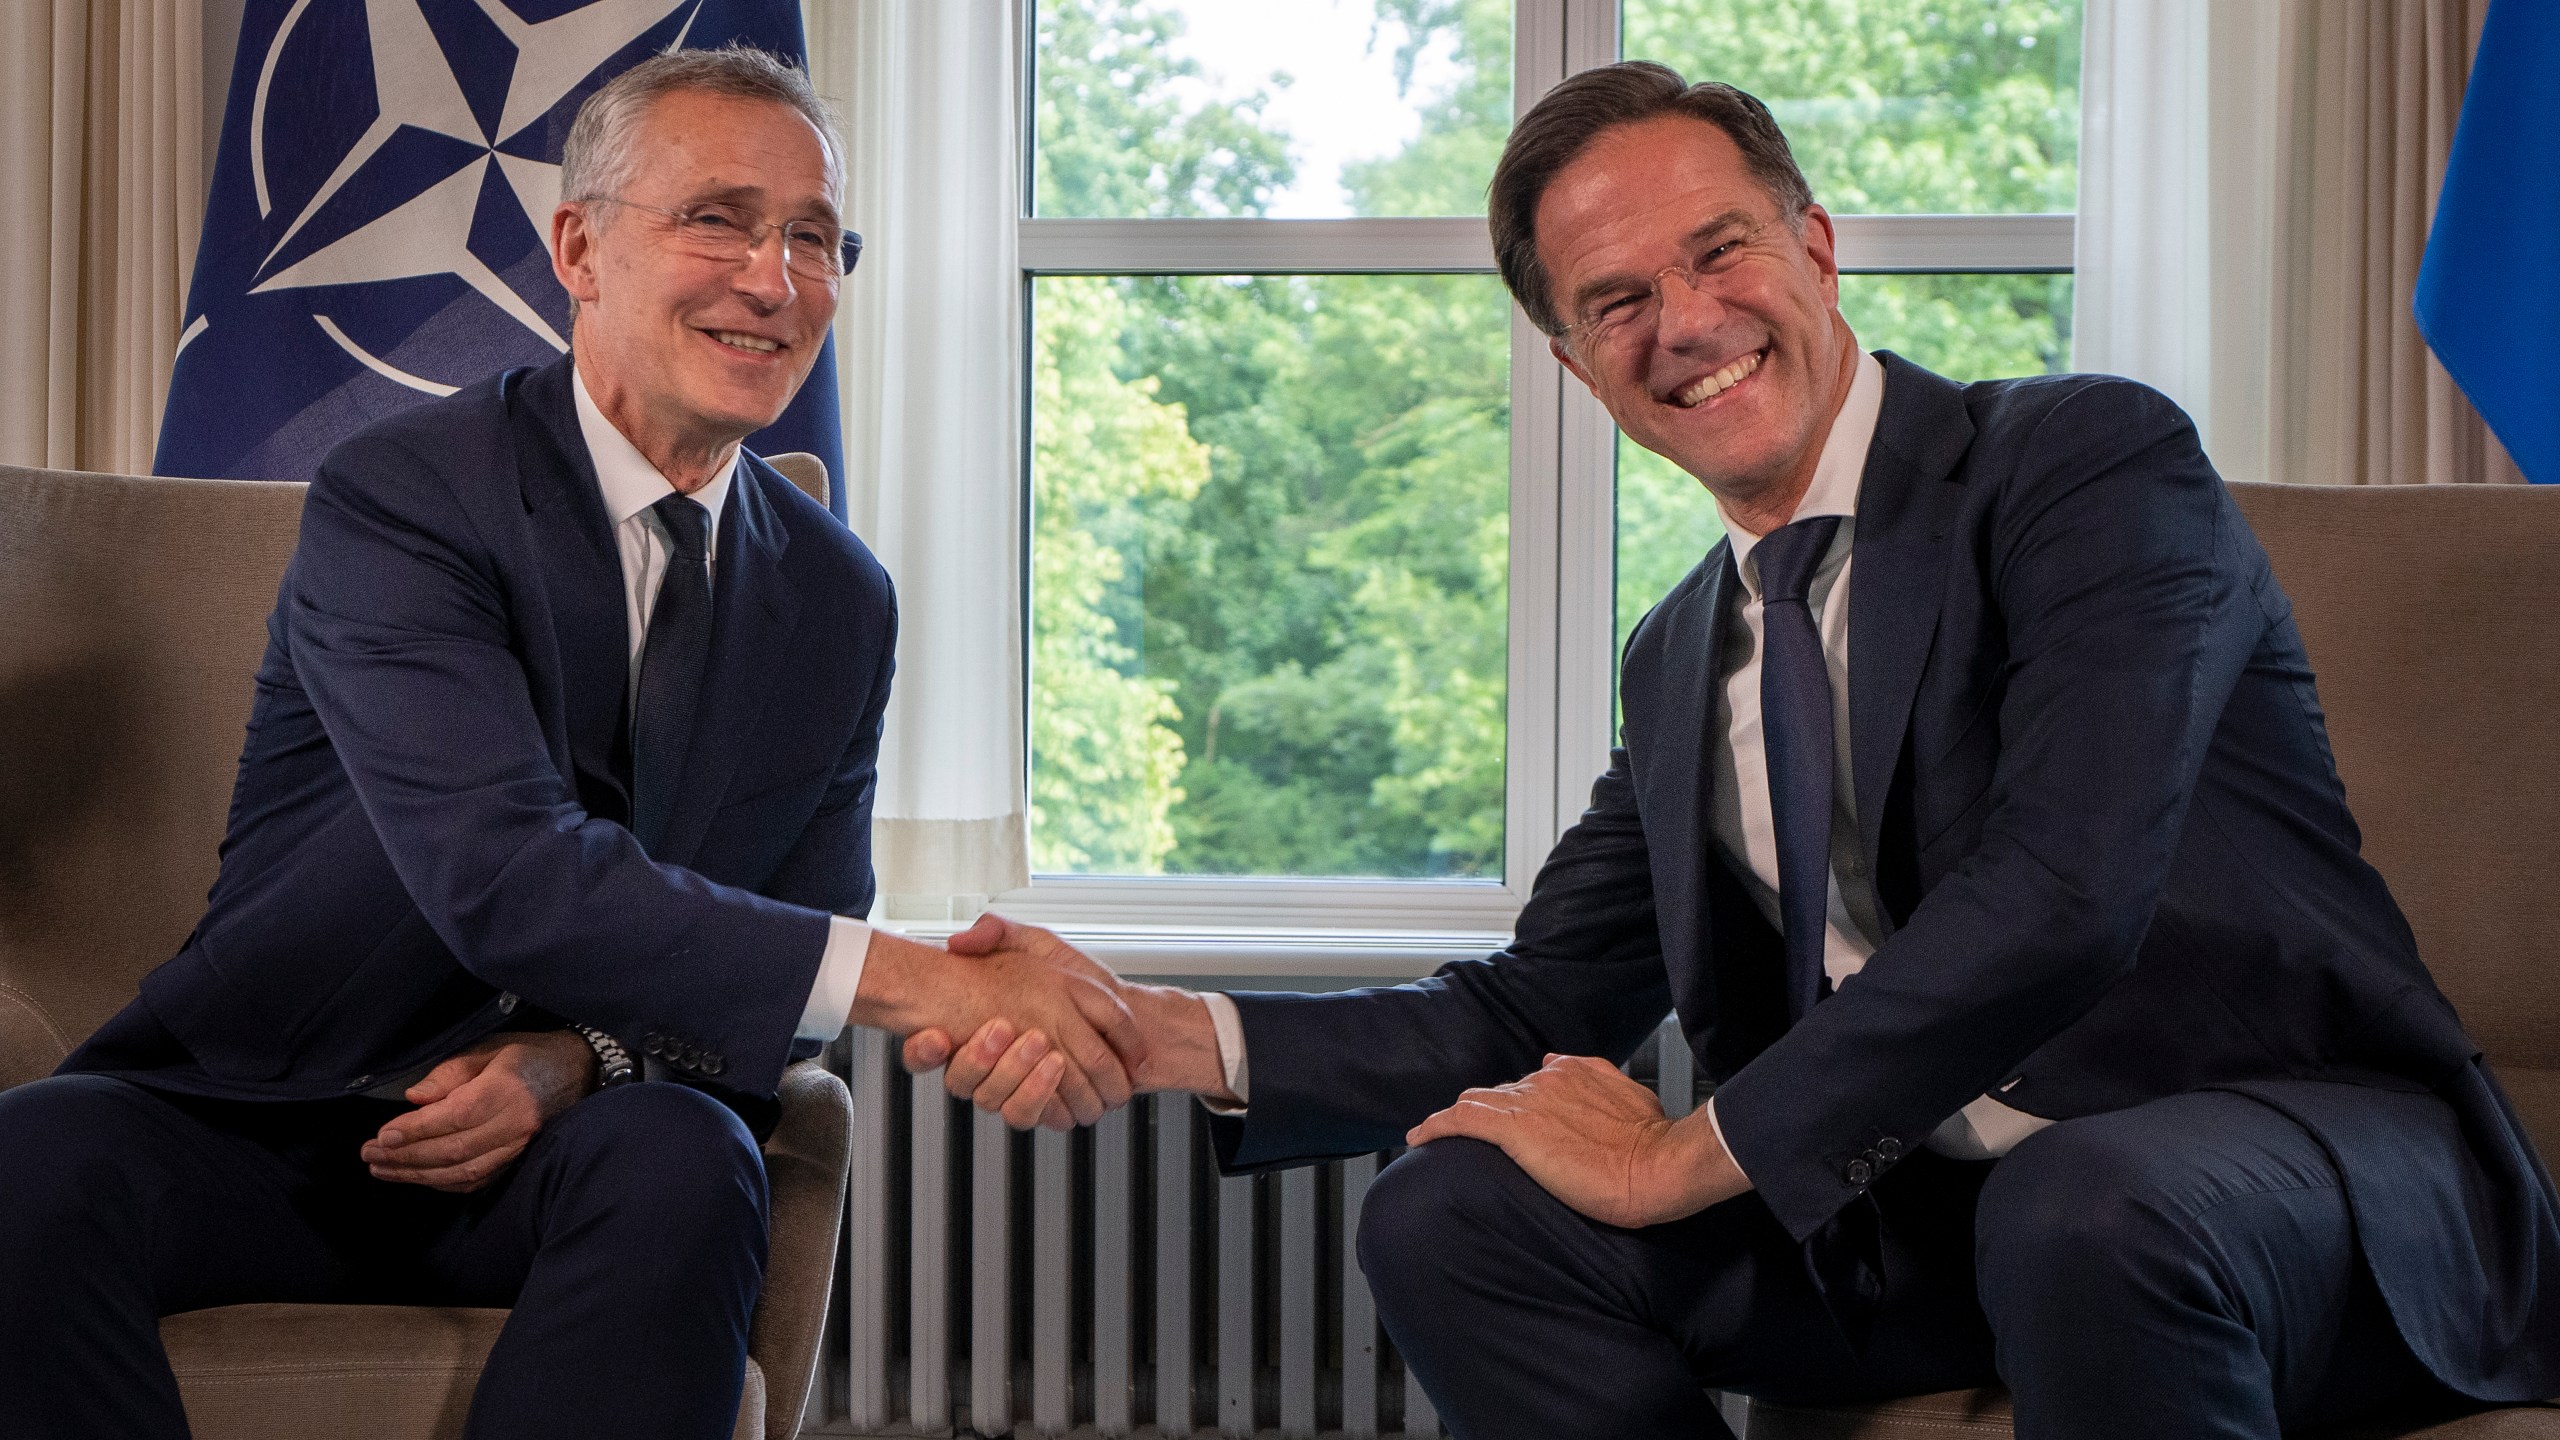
[2074,0,2520,486]
[809,1,1031,916]
[0,0,204,475]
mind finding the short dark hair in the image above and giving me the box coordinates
[1489,62,1814,336]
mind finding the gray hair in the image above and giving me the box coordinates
[560,43,844,210]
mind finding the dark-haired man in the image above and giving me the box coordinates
[0,48,1140,1440]
[917,62,2560,1439]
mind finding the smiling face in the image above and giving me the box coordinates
[1538,114,1858,524]
[552,89,840,485]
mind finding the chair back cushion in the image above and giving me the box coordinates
[2226,482,2560,1156]
[0,467,307,1086]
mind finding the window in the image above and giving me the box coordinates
[1009,0,2078,955]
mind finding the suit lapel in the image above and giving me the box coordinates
[1628,541,1735,1009]
[654,456,802,865]
[509,357,634,823]
[1845,355,1974,904]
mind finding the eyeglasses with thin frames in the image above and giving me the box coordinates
[578,196,863,282]
[1557,212,1791,359]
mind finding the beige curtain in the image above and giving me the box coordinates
[0,0,204,476]
[808,0,1034,915]
[2273,0,2522,486]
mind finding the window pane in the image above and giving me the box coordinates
[1031,273,1513,878]
[1612,274,2073,662]
[1033,0,1514,218]
[1621,0,2083,214]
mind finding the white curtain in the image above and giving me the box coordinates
[2074,0,2520,486]
[0,0,204,476]
[809,1,1031,915]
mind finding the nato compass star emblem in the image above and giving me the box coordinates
[161,0,821,482]
[224,0,700,393]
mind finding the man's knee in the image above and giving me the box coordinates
[1974,1117,2213,1320]
[1357,1138,1540,1304]
[0,1076,165,1251]
[541,1082,769,1235]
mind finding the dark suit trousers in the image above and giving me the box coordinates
[1357,1089,2451,1440]
[0,1073,769,1439]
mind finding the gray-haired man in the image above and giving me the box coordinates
[0,48,1142,1439]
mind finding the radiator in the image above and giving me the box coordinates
[802,1015,1707,1438]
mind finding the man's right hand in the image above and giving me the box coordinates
[851,914,1148,1130]
[903,938,1236,1126]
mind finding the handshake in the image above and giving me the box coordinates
[852,914,1232,1131]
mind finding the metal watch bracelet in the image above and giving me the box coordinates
[571,1024,636,1087]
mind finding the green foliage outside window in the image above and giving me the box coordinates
[1029,0,2080,878]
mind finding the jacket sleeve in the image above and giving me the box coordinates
[287,431,829,1096]
[759,580,896,919]
[1212,749,1673,1172]
[1713,380,2260,1238]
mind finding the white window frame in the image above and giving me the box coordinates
[995,0,2073,975]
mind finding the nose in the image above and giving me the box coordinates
[1652,267,1726,347]
[732,229,796,310]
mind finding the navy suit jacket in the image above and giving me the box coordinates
[1212,354,2560,1400]
[67,355,896,1117]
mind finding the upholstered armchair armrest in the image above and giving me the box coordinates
[749,1056,851,1440]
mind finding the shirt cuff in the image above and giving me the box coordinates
[796,915,872,1042]
[1198,990,1251,1115]
[1702,1094,1751,1185]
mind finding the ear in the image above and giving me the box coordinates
[1551,334,1601,397]
[1798,203,1842,308]
[552,202,601,307]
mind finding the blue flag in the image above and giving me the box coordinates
[157,0,845,515]
[2414,0,2560,485]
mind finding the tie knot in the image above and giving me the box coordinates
[652,494,711,562]
[1754,515,1841,605]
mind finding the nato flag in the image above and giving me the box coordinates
[155,0,847,516]
[2414,0,2559,485]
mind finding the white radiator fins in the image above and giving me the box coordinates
[812,1015,1709,1436]
[1340,1153,1381,1440]
[972,1109,1012,1432]
[1033,1126,1073,1432]
[1093,1105,1136,1434]
[1218,1173,1256,1436]
[1156,1092,1196,1437]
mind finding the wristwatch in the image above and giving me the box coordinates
[571,1024,637,1087]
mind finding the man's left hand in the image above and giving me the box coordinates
[361,1031,598,1192]
[1405,1054,1751,1229]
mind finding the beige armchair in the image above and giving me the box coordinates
[1747,481,2560,1438]
[0,462,850,1440]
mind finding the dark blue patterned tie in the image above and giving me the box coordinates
[1755,514,1843,1024]
[632,494,712,853]
[1757,515,1883,1348]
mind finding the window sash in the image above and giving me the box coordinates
[1017,213,2072,276]
[1004,0,2074,964]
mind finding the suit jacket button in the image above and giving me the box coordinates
[346,1075,373,1091]
[1846,1159,1874,1187]
[704,1056,725,1076]
[1876,1137,1902,1161]
[498,992,518,1015]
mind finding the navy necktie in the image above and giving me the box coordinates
[1755,514,1843,1024]
[1755,514,1883,1349]
[632,493,712,853]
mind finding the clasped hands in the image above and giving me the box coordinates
[361,914,1752,1229]
[901,917,1754,1228]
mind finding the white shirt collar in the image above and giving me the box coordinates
[1721,348,1887,595]
[571,363,736,531]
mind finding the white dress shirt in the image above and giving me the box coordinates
[1203,353,2049,1166]
[573,370,869,1043]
